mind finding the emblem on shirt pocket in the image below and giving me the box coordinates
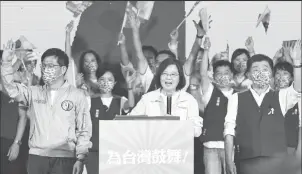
[61,100,74,111]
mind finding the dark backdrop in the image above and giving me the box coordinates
[71,1,186,83]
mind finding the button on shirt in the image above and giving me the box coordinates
[224,84,301,137]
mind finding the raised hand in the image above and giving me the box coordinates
[283,41,292,60]
[170,29,179,41]
[128,10,140,30]
[66,21,74,33]
[118,32,126,45]
[290,39,301,63]
[76,73,84,87]
[274,48,283,59]
[2,40,16,62]
[245,36,254,51]
[125,69,136,85]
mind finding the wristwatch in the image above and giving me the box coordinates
[196,35,203,39]
[13,140,22,145]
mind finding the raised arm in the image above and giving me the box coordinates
[1,40,31,105]
[290,40,301,92]
[200,37,211,94]
[129,11,148,74]
[183,20,205,76]
[65,21,77,87]
[122,70,136,111]
[245,36,255,57]
[168,29,179,60]
[118,32,131,66]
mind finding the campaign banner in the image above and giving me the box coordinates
[99,120,194,174]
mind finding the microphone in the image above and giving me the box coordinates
[167,95,172,115]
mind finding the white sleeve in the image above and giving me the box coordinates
[223,93,239,137]
[186,96,203,137]
[279,83,301,116]
[129,95,147,116]
[139,66,154,93]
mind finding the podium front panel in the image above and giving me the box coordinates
[98,120,194,174]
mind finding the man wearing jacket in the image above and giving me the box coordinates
[1,41,92,174]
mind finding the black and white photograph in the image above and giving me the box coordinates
[0,1,301,174]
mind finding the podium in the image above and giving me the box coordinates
[98,117,194,174]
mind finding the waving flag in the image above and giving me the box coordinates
[136,1,155,22]
[66,1,93,45]
[256,5,271,33]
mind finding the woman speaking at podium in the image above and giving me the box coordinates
[129,58,203,137]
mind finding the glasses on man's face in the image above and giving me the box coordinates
[161,72,179,78]
[40,64,61,69]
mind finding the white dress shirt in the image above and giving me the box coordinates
[129,88,203,137]
[201,83,234,148]
[224,84,301,137]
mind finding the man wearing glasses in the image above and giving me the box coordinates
[1,41,92,174]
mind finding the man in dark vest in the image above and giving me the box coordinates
[224,52,301,174]
[199,37,235,174]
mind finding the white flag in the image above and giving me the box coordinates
[136,1,155,21]
[122,2,138,29]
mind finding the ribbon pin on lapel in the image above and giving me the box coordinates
[268,108,274,115]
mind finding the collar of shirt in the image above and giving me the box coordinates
[221,88,234,99]
[249,86,271,106]
[43,81,70,91]
[150,88,186,103]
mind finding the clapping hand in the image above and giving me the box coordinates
[193,15,212,36]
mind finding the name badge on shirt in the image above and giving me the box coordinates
[268,108,274,115]
[95,109,99,118]
[216,97,220,106]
